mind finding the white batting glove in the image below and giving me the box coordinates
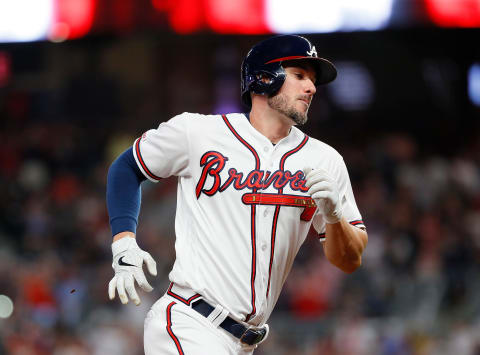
[304,167,343,224]
[108,237,157,306]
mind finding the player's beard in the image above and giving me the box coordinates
[268,93,309,126]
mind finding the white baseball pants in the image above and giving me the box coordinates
[144,294,256,355]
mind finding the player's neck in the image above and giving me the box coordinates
[249,104,293,145]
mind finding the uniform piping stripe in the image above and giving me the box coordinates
[266,135,309,298]
[221,115,260,168]
[167,283,201,306]
[266,205,280,298]
[280,136,309,165]
[166,302,184,355]
[135,137,162,181]
[222,114,259,322]
[246,204,257,323]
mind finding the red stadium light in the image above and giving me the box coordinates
[167,0,204,34]
[424,0,480,27]
[205,0,269,34]
[155,0,269,34]
[49,0,96,41]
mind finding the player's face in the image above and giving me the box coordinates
[268,62,317,126]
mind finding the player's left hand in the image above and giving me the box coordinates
[303,167,343,224]
[108,237,157,306]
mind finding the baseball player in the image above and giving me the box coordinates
[106,35,367,354]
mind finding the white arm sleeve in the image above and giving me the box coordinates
[132,113,190,182]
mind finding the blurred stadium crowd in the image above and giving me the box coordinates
[0,33,480,355]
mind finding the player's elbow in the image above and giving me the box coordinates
[338,256,362,274]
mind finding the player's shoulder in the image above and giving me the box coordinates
[173,112,248,132]
[303,133,343,161]
[303,135,347,173]
[169,112,237,126]
[174,112,237,121]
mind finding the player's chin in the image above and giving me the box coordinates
[296,116,308,126]
[290,111,308,126]
[295,102,310,116]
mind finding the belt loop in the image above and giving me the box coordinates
[206,304,229,328]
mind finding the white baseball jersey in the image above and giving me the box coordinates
[132,112,365,326]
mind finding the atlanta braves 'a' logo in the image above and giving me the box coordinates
[306,46,317,57]
[195,151,316,221]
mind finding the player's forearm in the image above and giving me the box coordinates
[106,147,146,237]
[323,218,368,273]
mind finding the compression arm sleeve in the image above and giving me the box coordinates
[106,147,147,236]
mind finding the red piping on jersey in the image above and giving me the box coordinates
[268,204,280,295]
[350,220,365,226]
[135,137,162,181]
[222,114,259,322]
[166,302,184,355]
[266,135,309,298]
[167,283,202,306]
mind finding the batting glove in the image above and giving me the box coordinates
[108,237,157,306]
[303,167,343,224]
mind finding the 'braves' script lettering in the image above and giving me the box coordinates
[196,151,308,198]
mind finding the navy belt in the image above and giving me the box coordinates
[191,299,267,346]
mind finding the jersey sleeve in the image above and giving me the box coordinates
[313,157,365,242]
[132,113,191,181]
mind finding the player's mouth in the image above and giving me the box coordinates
[298,96,311,107]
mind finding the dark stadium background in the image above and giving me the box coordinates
[0,2,479,354]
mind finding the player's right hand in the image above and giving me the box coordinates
[303,167,343,224]
[108,236,157,306]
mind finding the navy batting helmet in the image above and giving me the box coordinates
[241,35,337,107]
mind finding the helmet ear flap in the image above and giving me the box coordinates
[256,72,274,85]
[249,69,286,97]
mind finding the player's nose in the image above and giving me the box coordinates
[305,79,316,95]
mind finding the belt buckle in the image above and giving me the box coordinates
[239,327,267,346]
